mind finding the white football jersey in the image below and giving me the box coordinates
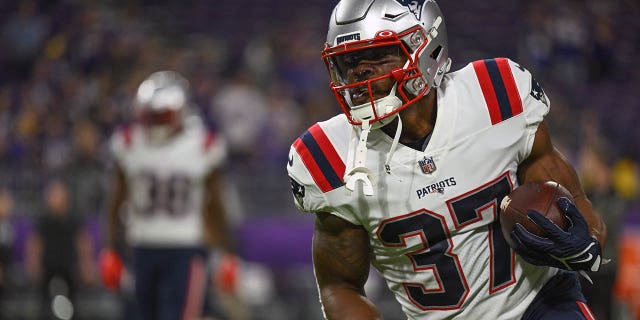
[288,58,558,319]
[110,116,226,247]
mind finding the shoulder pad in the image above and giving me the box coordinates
[287,116,350,212]
[469,58,549,127]
[109,124,135,156]
[471,58,524,125]
[292,123,346,193]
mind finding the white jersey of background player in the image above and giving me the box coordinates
[287,1,604,319]
[110,113,225,246]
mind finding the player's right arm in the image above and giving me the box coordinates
[287,119,377,318]
[313,212,382,320]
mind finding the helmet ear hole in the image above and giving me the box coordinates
[430,45,443,60]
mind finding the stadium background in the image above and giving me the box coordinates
[0,0,638,319]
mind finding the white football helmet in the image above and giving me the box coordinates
[134,70,190,142]
[322,0,451,128]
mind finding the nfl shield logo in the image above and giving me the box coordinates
[418,156,437,174]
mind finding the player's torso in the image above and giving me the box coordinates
[292,61,556,319]
[114,125,216,247]
[340,126,544,319]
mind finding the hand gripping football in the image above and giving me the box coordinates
[499,181,573,248]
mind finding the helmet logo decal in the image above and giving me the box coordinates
[395,0,426,20]
[335,32,361,45]
[376,31,395,37]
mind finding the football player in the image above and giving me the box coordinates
[287,0,607,319]
[102,71,234,320]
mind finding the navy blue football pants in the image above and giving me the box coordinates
[133,247,208,320]
[523,270,596,320]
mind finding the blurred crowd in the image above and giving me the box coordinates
[0,0,638,319]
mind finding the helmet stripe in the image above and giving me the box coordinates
[473,58,523,125]
[293,124,345,193]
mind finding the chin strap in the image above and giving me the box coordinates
[344,115,404,196]
[344,73,407,196]
[384,116,402,174]
[344,120,375,196]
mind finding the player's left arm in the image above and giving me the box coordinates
[516,121,606,245]
[203,169,233,253]
[204,168,244,297]
[515,121,607,273]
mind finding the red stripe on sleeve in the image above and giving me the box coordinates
[495,58,523,116]
[472,61,502,125]
[293,138,332,193]
[308,124,346,180]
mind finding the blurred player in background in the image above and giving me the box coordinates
[287,0,607,319]
[101,70,237,320]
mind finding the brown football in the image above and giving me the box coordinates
[500,181,573,248]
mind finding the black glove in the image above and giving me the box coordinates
[510,197,602,272]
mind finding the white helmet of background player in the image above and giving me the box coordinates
[322,0,451,129]
[134,70,190,142]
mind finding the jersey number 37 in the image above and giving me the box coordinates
[377,174,514,311]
